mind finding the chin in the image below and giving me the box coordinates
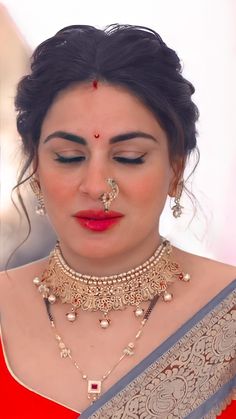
[62,234,122,260]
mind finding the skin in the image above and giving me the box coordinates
[37,82,178,275]
[0,82,235,413]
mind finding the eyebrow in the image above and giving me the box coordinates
[43,130,158,145]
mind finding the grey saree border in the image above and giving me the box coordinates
[186,376,236,419]
[79,279,236,418]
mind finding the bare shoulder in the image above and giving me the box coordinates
[0,258,48,310]
[173,246,236,296]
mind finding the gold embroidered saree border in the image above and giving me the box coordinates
[86,287,236,418]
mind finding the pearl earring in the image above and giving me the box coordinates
[171,181,184,218]
[29,177,46,215]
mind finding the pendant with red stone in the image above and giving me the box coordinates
[88,380,102,402]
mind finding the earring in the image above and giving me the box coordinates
[29,177,46,216]
[99,178,119,212]
[171,181,184,218]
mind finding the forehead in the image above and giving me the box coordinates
[40,82,165,140]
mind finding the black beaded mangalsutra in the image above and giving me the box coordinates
[44,298,54,322]
[143,294,159,321]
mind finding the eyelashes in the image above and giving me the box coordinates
[113,155,146,165]
[55,155,85,163]
[54,153,146,165]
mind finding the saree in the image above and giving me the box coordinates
[0,280,235,418]
[80,279,236,418]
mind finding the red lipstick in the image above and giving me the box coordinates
[73,210,124,232]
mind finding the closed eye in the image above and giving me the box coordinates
[54,153,146,165]
[54,154,85,163]
[114,155,146,164]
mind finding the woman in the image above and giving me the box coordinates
[0,24,235,418]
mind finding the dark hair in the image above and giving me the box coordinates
[15,23,199,184]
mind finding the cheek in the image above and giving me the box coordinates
[38,166,77,207]
[129,167,171,207]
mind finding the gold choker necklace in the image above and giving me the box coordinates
[33,238,190,328]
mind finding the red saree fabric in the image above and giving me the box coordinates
[0,339,79,418]
[217,401,236,418]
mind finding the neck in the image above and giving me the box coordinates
[58,232,162,276]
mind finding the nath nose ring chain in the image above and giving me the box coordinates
[99,178,119,212]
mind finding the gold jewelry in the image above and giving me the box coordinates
[34,239,191,328]
[35,240,190,402]
[29,177,46,215]
[43,293,160,403]
[172,181,184,218]
[99,178,119,212]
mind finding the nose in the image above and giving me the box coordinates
[78,159,112,202]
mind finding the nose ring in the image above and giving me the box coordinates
[99,178,119,212]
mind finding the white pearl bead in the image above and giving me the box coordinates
[135,307,144,317]
[173,208,182,218]
[33,277,40,285]
[38,284,46,293]
[183,273,191,282]
[48,294,56,304]
[66,312,76,322]
[100,319,109,329]
[36,207,45,216]
[163,291,173,302]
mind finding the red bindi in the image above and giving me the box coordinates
[94,133,100,139]
[93,80,98,89]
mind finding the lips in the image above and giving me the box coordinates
[74,210,124,219]
[73,210,124,232]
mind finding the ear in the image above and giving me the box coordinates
[168,157,185,197]
[31,154,40,181]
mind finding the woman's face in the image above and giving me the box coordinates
[37,83,175,263]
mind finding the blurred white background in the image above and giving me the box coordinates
[1,0,236,268]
